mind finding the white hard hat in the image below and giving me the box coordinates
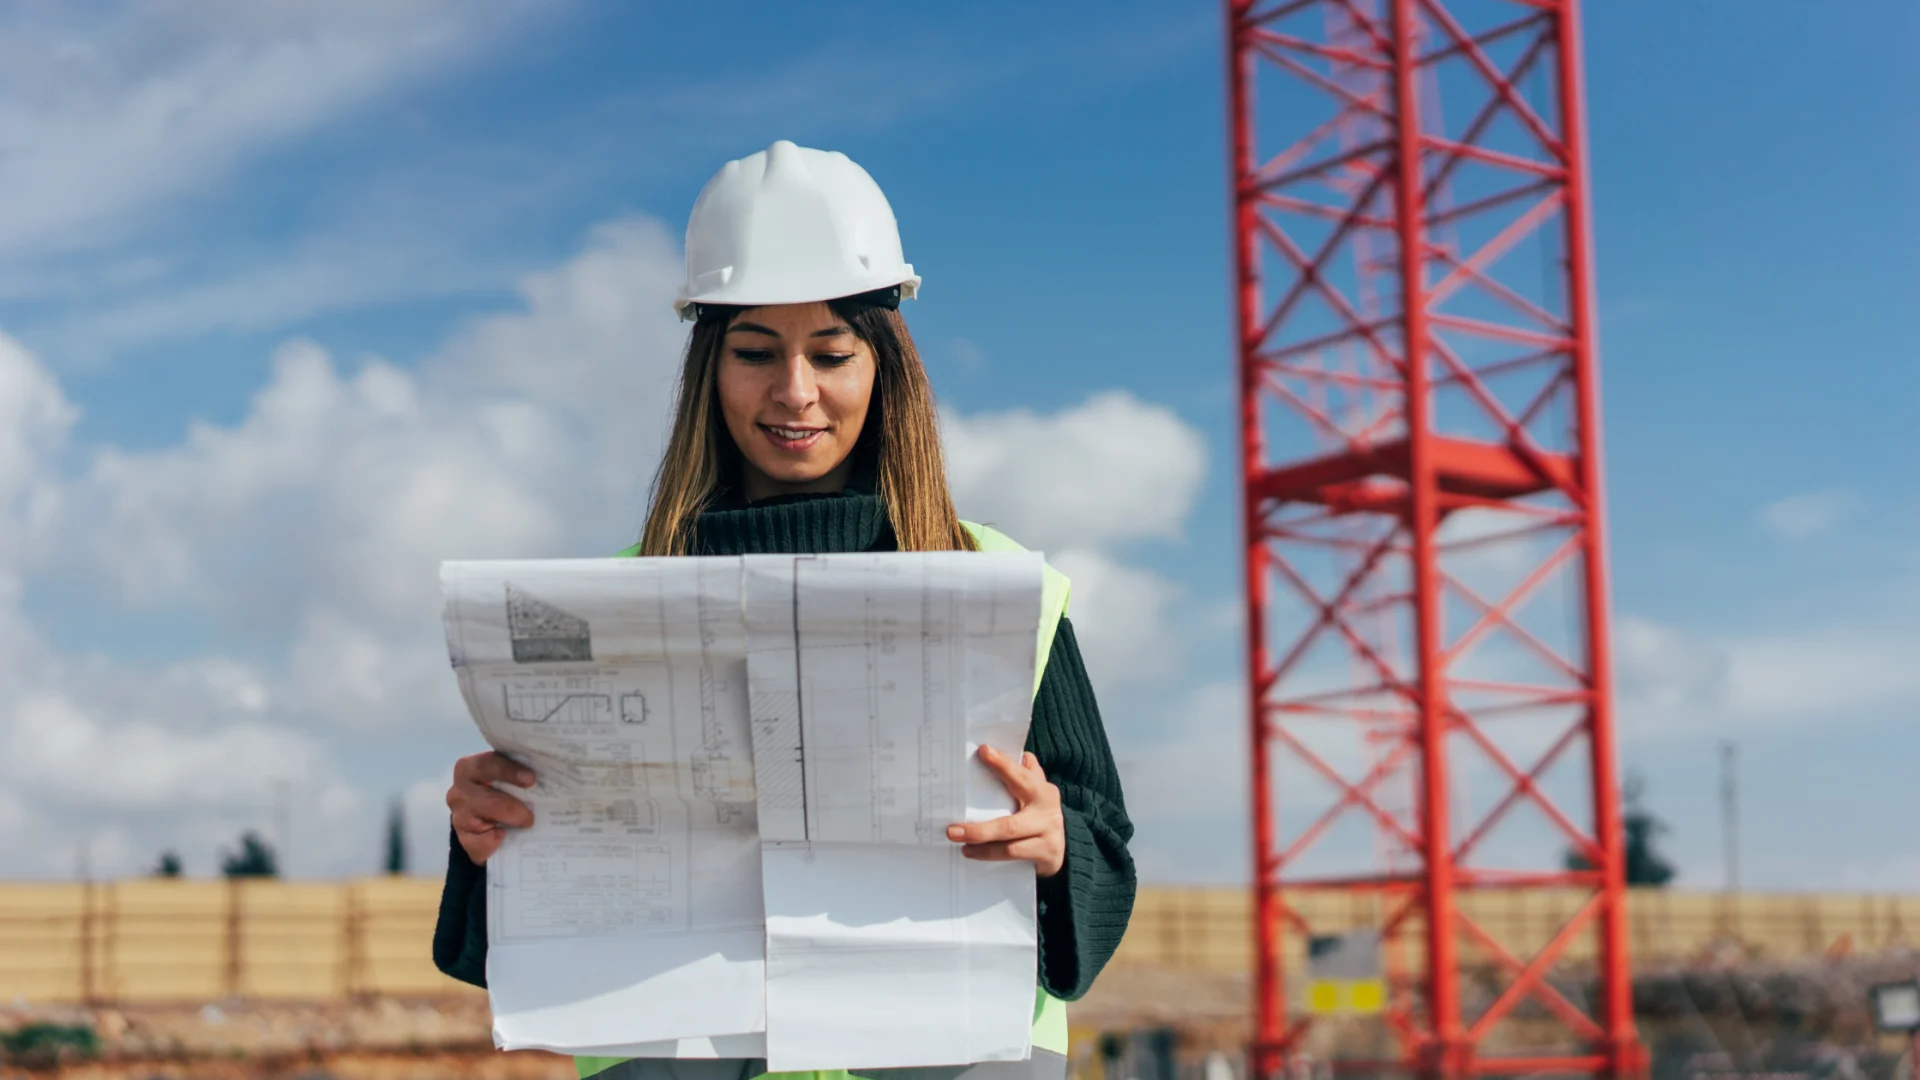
[675,140,921,321]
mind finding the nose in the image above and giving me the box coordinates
[768,352,818,413]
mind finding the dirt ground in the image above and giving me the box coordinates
[0,996,572,1078]
[10,958,1917,1078]
[2,971,1252,1078]
[2,996,496,1059]
[2,1048,573,1080]
[0,973,1243,1077]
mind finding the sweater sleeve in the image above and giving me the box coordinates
[432,827,491,988]
[1026,617,1137,1001]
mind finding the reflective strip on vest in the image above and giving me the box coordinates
[578,524,1070,1079]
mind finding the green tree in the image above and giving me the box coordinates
[220,830,278,878]
[1566,776,1676,886]
[153,851,184,878]
[1622,807,1676,886]
[383,797,408,876]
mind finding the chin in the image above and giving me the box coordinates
[754,462,834,486]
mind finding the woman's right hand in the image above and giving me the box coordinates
[448,751,537,865]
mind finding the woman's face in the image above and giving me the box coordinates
[717,302,876,501]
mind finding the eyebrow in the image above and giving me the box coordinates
[726,322,855,339]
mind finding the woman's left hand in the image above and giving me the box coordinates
[947,745,1066,878]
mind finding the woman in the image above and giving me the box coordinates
[433,141,1134,1080]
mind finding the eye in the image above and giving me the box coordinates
[813,353,856,368]
[731,348,776,363]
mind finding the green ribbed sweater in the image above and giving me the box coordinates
[430,484,1137,1001]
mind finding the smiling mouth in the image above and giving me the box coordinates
[759,423,826,451]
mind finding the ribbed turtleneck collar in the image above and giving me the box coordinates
[691,444,895,556]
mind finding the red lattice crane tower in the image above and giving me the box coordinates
[1225,1,1645,1077]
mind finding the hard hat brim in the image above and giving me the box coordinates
[675,274,921,323]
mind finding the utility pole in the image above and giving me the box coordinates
[272,778,291,878]
[1719,741,1738,892]
[77,840,97,1005]
[1716,740,1740,943]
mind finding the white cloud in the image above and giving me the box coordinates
[0,788,30,843]
[941,392,1211,690]
[0,331,77,555]
[1759,488,1855,540]
[30,219,687,744]
[1116,674,1414,884]
[1722,631,1920,718]
[0,213,1229,879]
[403,776,455,878]
[944,390,1208,552]
[0,8,1198,358]
[0,630,374,877]
[1614,615,1728,716]
[0,5,1244,881]
[63,224,525,352]
[1122,680,1248,827]
[0,4,562,365]
[1116,680,1250,884]
[1049,547,1184,687]
[0,218,687,876]
[4,692,318,811]
[0,2,544,258]
[1616,613,1920,738]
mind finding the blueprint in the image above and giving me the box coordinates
[743,553,1045,1070]
[440,552,1045,1070]
[441,557,764,1051]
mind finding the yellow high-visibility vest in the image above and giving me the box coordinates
[576,521,1071,1079]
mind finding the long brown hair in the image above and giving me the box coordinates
[639,300,977,556]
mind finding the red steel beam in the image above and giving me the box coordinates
[1555,0,1645,1073]
[1251,435,1578,506]
[1225,6,1284,1076]
[1384,6,1470,1079]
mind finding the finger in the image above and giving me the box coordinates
[459,828,505,865]
[976,745,1041,801]
[948,816,1020,845]
[450,789,534,831]
[962,837,1057,865]
[961,840,1015,862]
[450,808,502,837]
[455,750,534,789]
[470,752,537,789]
[1019,754,1061,806]
[946,806,1055,845]
[470,790,534,829]
[1002,836,1059,866]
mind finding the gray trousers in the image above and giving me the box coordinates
[591,1050,1069,1080]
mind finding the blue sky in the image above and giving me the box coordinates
[0,0,1914,887]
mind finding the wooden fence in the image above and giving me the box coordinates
[0,878,459,1004]
[4,880,1915,1004]
[1112,887,1920,975]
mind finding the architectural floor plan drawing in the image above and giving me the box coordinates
[742,553,1041,846]
[741,552,1046,1070]
[441,551,1045,1070]
[441,557,764,1052]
